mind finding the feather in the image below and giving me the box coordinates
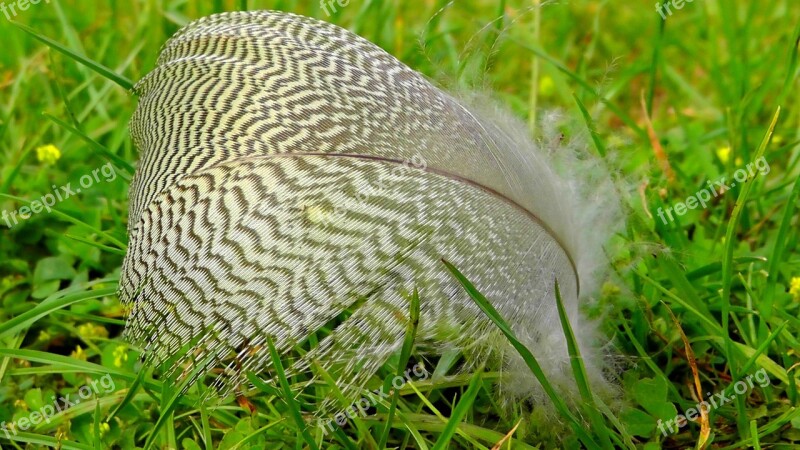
[121,10,622,415]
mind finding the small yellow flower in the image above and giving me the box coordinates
[99,422,111,435]
[539,75,555,97]
[36,144,61,165]
[716,146,731,164]
[71,345,87,361]
[77,323,109,339]
[790,277,800,302]
[601,281,621,298]
[113,345,129,368]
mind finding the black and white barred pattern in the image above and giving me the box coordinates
[122,10,599,411]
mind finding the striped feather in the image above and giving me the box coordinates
[121,10,620,414]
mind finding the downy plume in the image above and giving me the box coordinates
[120,10,623,416]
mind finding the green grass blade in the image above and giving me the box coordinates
[142,350,216,450]
[9,21,134,91]
[431,370,483,450]
[1,431,93,450]
[92,398,103,450]
[304,361,374,449]
[573,93,607,157]
[64,234,127,256]
[0,332,25,386]
[0,286,117,339]
[198,391,214,449]
[246,371,281,397]
[0,193,127,250]
[750,420,761,450]
[441,259,601,450]
[553,281,614,449]
[107,365,149,421]
[265,336,320,450]
[720,106,780,435]
[43,112,135,176]
[762,171,800,320]
[378,287,421,448]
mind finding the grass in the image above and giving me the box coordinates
[1,0,799,448]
